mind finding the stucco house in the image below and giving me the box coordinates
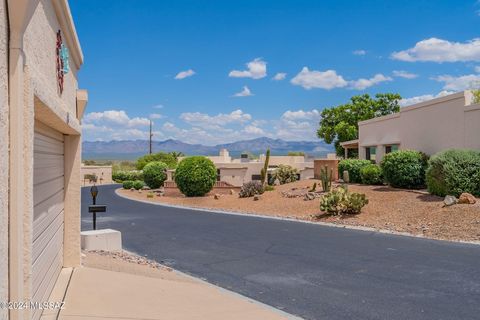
[0,1,87,319]
[341,91,480,163]
[172,149,315,187]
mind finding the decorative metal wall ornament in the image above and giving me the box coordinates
[56,30,70,94]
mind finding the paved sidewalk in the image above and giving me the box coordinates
[44,253,300,320]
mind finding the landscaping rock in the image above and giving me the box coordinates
[214,194,220,200]
[458,193,476,204]
[443,195,457,207]
[273,179,281,186]
[230,189,235,195]
[130,188,135,192]
[253,195,261,201]
[304,192,316,201]
[142,186,151,190]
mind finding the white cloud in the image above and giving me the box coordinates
[432,74,480,91]
[83,107,329,144]
[243,125,265,135]
[399,90,454,107]
[282,109,320,121]
[391,38,480,62]
[180,109,252,129]
[84,110,149,127]
[228,58,267,79]
[82,110,162,141]
[291,67,392,90]
[353,50,366,56]
[475,66,480,73]
[393,70,418,79]
[149,113,163,119]
[348,74,393,90]
[152,104,164,109]
[174,69,196,79]
[291,67,348,90]
[274,109,322,141]
[272,72,287,81]
[233,86,253,97]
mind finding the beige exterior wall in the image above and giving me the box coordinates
[80,165,113,185]
[3,1,86,318]
[0,0,8,316]
[358,91,479,162]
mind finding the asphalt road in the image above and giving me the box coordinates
[81,184,480,320]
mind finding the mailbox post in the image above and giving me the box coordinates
[89,185,106,230]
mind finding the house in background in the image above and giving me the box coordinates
[341,91,480,162]
[0,1,87,319]
[172,149,315,187]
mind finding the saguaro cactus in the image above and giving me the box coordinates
[260,148,270,186]
[320,165,333,192]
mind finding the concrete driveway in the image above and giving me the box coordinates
[81,184,480,320]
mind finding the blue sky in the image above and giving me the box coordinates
[70,0,480,145]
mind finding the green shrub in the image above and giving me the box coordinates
[133,180,145,190]
[360,164,383,185]
[239,181,265,198]
[426,149,480,197]
[143,161,168,189]
[113,170,143,182]
[473,89,480,104]
[174,156,217,197]
[136,152,177,170]
[122,180,134,189]
[319,186,368,215]
[271,165,299,184]
[338,159,372,183]
[380,150,428,189]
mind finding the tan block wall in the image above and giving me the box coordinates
[0,0,8,316]
[81,165,113,185]
[464,104,480,149]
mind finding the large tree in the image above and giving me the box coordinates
[317,93,401,156]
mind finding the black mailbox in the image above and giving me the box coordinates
[88,205,106,213]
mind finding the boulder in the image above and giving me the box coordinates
[273,179,281,186]
[130,188,135,192]
[458,193,476,204]
[230,189,235,195]
[443,195,457,207]
[253,195,261,201]
[142,186,151,190]
[214,194,221,200]
[304,192,316,201]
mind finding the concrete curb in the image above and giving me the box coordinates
[114,188,480,246]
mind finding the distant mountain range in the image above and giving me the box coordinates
[82,137,334,160]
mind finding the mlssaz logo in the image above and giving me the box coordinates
[56,30,70,94]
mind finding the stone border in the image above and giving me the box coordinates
[115,188,480,246]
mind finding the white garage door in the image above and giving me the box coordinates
[32,122,64,319]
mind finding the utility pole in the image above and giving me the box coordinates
[149,120,153,154]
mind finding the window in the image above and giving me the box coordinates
[217,169,221,181]
[365,146,376,162]
[385,144,399,154]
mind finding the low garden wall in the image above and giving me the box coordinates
[163,181,240,197]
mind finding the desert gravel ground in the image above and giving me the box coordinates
[118,180,480,242]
